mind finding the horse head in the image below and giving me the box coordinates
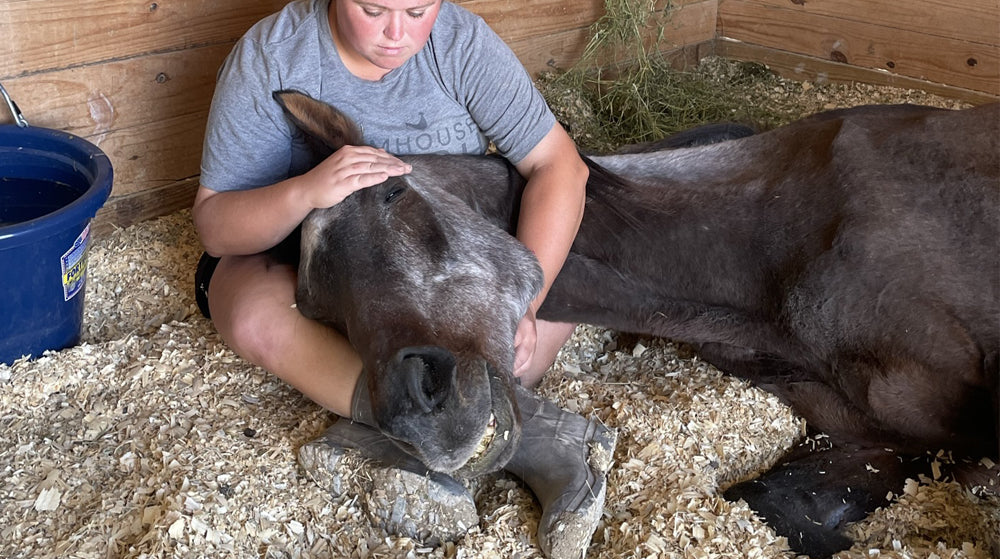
[273,90,541,476]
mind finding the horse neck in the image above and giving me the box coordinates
[543,139,838,347]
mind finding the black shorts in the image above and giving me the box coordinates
[194,252,221,319]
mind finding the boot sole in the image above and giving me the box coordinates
[298,436,478,545]
[541,421,619,559]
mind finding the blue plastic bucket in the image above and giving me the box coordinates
[0,118,113,365]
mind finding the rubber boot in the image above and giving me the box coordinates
[297,371,478,545]
[299,372,617,558]
[504,384,618,559]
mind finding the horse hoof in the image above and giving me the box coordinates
[724,476,855,558]
[722,444,920,558]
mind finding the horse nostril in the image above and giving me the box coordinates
[399,347,454,414]
[401,356,437,413]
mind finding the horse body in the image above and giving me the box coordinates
[276,90,999,556]
[540,106,999,554]
[548,104,999,459]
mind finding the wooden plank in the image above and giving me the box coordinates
[718,1,999,94]
[0,44,229,135]
[93,178,199,235]
[726,0,998,47]
[655,0,719,51]
[0,44,231,201]
[0,106,207,200]
[718,39,1000,106]
[460,0,713,45]
[460,0,605,44]
[508,0,717,73]
[95,110,207,197]
[0,0,289,79]
[507,27,592,76]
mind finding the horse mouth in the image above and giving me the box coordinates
[453,368,518,478]
[467,413,500,459]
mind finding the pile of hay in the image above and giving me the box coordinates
[536,0,970,152]
[538,55,972,152]
[1,61,996,559]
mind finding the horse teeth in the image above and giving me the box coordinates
[470,413,497,462]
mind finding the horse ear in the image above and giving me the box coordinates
[272,89,364,151]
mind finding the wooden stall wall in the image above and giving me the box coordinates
[11,0,991,232]
[716,0,1000,104]
[0,0,292,231]
[0,0,716,233]
[473,0,719,73]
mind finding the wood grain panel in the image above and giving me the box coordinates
[718,1,999,94]
[0,44,229,134]
[654,0,718,51]
[718,40,999,106]
[0,105,207,201]
[461,0,605,44]
[93,178,199,234]
[0,44,230,202]
[724,0,998,47]
[461,0,713,45]
[95,110,208,197]
[0,0,289,79]
[506,0,717,73]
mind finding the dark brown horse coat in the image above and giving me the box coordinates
[275,91,999,557]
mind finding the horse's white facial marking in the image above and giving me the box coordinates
[394,179,538,331]
[300,163,541,373]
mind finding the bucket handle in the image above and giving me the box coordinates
[0,81,29,128]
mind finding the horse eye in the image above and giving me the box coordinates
[384,186,406,203]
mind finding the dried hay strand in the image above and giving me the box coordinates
[538,55,972,154]
[538,0,970,152]
[1,62,997,559]
[536,0,779,151]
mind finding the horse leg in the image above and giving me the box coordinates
[693,343,924,556]
[952,348,1000,497]
[698,340,997,556]
[693,343,894,445]
[723,438,924,558]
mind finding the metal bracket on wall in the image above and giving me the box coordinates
[0,82,29,128]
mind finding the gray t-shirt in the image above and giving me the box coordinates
[200,0,556,191]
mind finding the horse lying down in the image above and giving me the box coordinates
[274,90,999,558]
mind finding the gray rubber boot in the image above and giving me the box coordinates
[297,371,478,545]
[349,367,377,427]
[503,384,618,559]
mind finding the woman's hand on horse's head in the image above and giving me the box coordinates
[303,145,412,209]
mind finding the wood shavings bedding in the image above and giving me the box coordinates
[2,212,995,559]
[2,75,997,559]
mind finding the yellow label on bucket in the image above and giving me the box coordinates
[61,223,90,301]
